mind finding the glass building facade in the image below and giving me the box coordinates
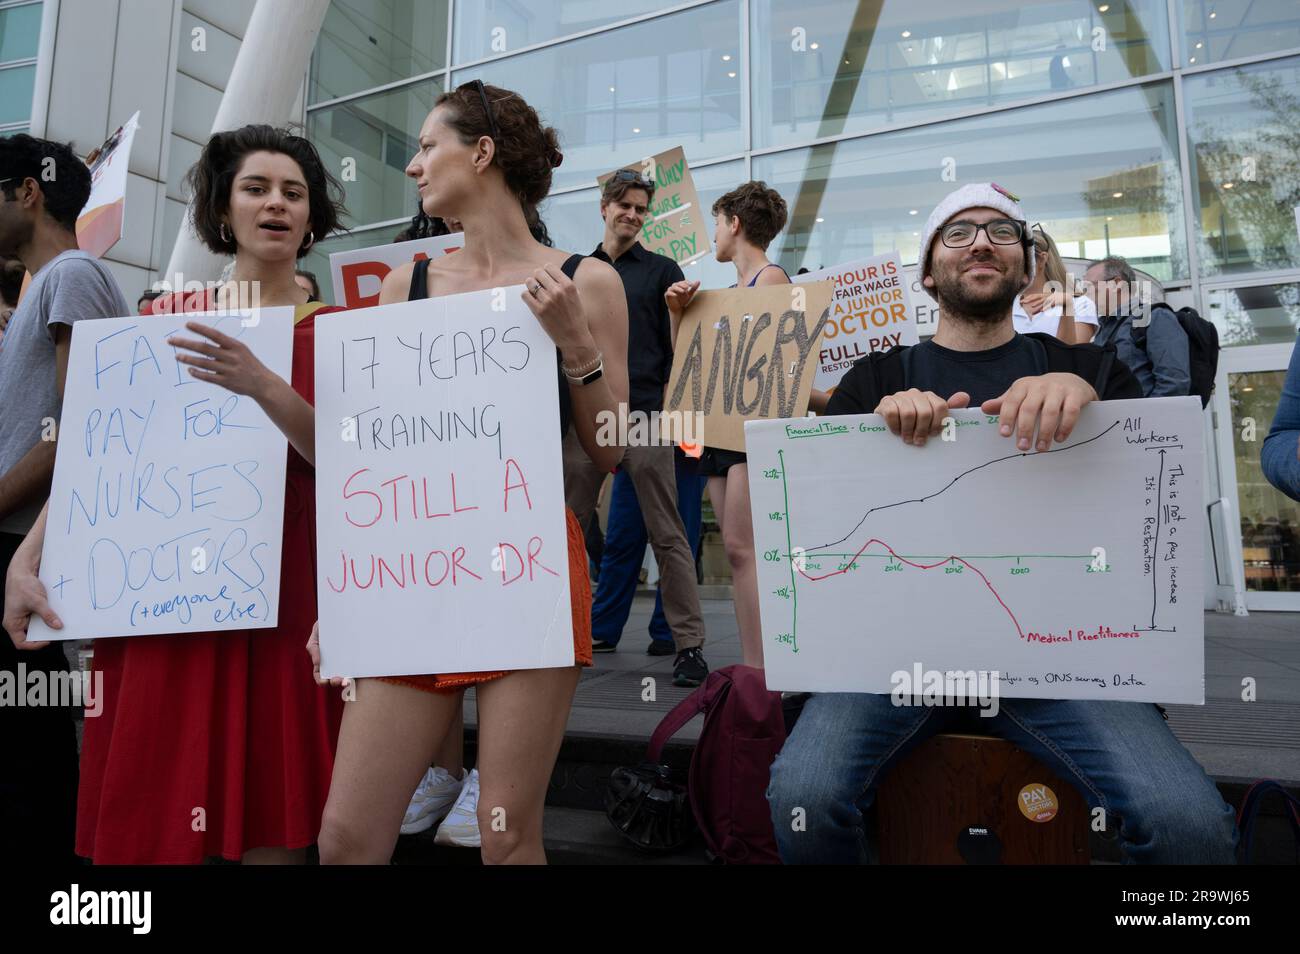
[0,0,43,135]
[302,0,1300,606]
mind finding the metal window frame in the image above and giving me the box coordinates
[306,0,1300,250]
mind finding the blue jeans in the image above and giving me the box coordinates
[591,453,706,648]
[767,693,1237,864]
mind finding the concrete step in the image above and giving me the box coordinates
[392,806,711,866]
[455,727,1299,864]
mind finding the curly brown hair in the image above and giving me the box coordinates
[711,180,788,251]
[184,125,346,258]
[435,82,562,212]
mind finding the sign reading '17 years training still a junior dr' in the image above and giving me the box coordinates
[313,289,574,680]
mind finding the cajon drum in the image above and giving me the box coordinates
[875,733,1090,864]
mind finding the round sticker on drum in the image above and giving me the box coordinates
[1017,783,1059,823]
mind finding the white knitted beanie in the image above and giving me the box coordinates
[917,182,1035,299]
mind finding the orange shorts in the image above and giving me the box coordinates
[379,508,593,694]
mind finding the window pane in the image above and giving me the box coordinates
[0,65,35,125]
[1185,56,1300,277]
[0,2,42,63]
[309,0,448,104]
[752,0,1171,150]
[1205,283,1300,347]
[536,159,743,290]
[453,0,742,192]
[1228,368,1300,592]
[307,79,443,228]
[753,81,1187,282]
[1179,0,1300,67]
[454,0,668,65]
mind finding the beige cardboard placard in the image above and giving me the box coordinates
[597,146,711,265]
[662,282,834,452]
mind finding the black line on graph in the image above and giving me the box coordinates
[804,420,1123,554]
[1150,448,1165,629]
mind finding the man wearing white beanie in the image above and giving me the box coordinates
[766,183,1238,864]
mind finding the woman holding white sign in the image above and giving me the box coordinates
[664,181,793,669]
[307,81,629,865]
[11,126,351,864]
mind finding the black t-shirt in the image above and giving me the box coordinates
[825,332,1141,416]
[590,241,685,413]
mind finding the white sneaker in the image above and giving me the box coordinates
[400,766,466,835]
[433,767,481,847]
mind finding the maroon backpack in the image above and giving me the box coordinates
[647,665,786,864]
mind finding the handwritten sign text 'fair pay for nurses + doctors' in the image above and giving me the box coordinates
[312,289,574,680]
[30,309,293,640]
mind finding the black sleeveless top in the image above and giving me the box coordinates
[408,253,585,437]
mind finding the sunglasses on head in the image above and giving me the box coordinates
[458,78,501,143]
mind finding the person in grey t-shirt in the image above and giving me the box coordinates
[0,135,131,537]
[0,133,128,864]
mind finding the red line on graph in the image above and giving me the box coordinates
[798,539,1027,639]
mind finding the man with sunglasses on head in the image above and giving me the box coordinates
[561,169,708,687]
[766,183,1237,864]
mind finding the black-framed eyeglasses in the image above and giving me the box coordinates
[939,218,1028,248]
[458,79,501,143]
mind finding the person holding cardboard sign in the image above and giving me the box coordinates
[559,168,710,687]
[664,181,795,669]
[307,81,629,865]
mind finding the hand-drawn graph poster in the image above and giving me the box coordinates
[745,397,1204,703]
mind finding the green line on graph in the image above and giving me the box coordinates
[778,449,797,653]
[787,553,1096,560]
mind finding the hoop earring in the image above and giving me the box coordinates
[301,231,315,252]
[219,222,232,245]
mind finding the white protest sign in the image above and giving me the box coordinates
[76,111,141,259]
[329,233,463,309]
[30,309,294,640]
[746,397,1205,703]
[313,290,573,679]
[794,253,918,390]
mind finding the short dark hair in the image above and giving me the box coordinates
[601,172,655,207]
[0,134,93,231]
[394,202,448,242]
[184,125,346,257]
[294,269,321,300]
[1092,255,1136,284]
[137,288,164,306]
[711,180,788,250]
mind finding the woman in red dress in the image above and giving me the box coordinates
[7,126,348,863]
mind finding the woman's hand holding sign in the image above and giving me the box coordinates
[168,320,318,466]
[664,279,701,346]
[521,262,597,362]
[169,321,276,398]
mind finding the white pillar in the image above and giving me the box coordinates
[164,0,331,285]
